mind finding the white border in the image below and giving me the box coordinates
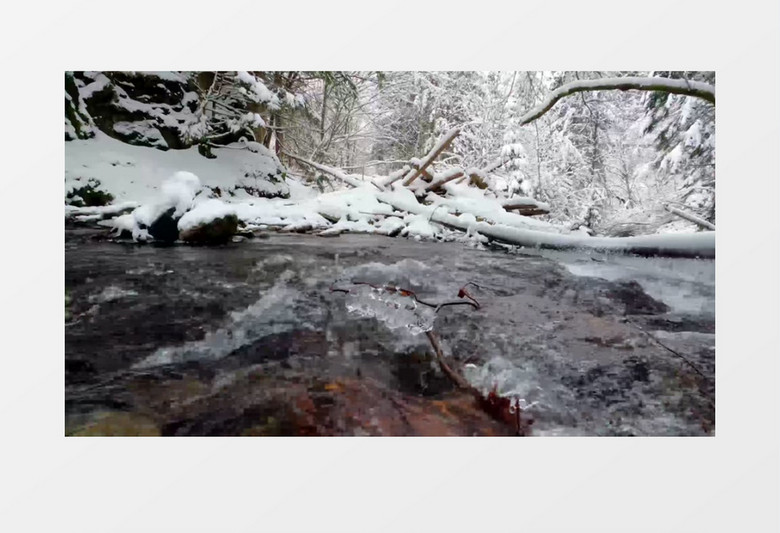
[1,1,778,531]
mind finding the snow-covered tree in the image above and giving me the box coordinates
[641,71,715,224]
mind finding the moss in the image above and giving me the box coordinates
[66,178,114,207]
[71,412,160,436]
[198,142,217,159]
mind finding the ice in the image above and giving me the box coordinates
[133,279,308,368]
[344,285,437,335]
[537,249,715,315]
[88,285,139,304]
[462,357,547,410]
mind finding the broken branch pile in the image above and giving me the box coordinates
[282,128,714,259]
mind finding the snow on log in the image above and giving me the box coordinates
[398,127,460,186]
[378,188,714,258]
[664,204,716,231]
[424,168,464,192]
[519,77,716,126]
[480,157,508,174]
[501,197,551,216]
[282,152,365,188]
[472,224,715,259]
[276,157,714,258]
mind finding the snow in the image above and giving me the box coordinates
[65,202,139,216]
[431,181,558,231]
[433,167,463,181]
[314,184,394,222]
[110,84,203,138]
[67,127,713,256]
[401,214,439,239]
[178,199,236,231]
[661,143,684,172]
[65,132,287,204]
[104,213,142,238]
[684,120,702,148]
[478,224,715,257]
[375,216,406,235]
[519,76,715,125]
[133,71,189,83]
[128,171,202,230]
[80,73,111,99]
[319,218,375,236]
[113,120,168,149]
[235,72,280,108]
[65,118,77,140]
[500,196,551,212]
[98,171,202,238]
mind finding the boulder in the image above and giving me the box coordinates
[148,206,180,243]
[72,71,198,150]
[179,214,239,245]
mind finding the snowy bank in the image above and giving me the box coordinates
[65,132,289,205]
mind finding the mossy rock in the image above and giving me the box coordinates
[180,214,239,245]
[71,412,160,436]
[66,179,114,207]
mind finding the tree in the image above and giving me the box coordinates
[642,71,716,224]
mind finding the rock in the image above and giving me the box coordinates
[180,214,238,245]
[73,71,198,150]
[148,206,179,243]
[70,411,160,436]
[606,280,669,315]
[159,373,518,437]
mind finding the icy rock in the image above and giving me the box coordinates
[344,285,437,335]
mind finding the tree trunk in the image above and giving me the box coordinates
[664,204,716,230]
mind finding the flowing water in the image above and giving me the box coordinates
[65,230,715,436]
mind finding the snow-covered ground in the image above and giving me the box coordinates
[65,132,290,204]
[65,135,715,260]
[65,134,503,242]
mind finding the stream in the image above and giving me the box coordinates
[65,229,715,436]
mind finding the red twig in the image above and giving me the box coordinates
[330,281,480,311]
[330,278,531,435]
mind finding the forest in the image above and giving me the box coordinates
[65,71,716,437]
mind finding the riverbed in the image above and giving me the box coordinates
[65,230,715,436]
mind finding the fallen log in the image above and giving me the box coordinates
[424,169,465,192]
[505,207,549,217]
[388,127,460,187]
[664,204,715,231]
[282,152,364,188]
[501,197,551,216]
[283,157,714,259]
[377,188,715,259]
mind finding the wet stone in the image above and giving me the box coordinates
[65,231,715,436]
